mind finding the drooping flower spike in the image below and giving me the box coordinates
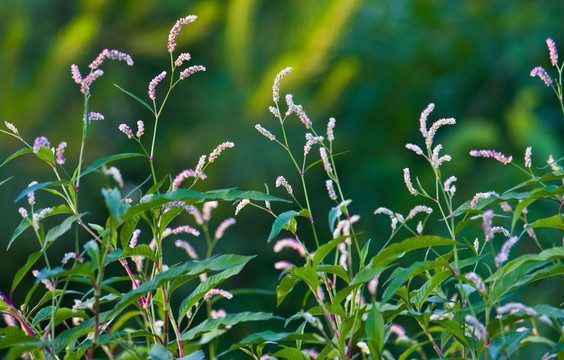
[168,15,198,53]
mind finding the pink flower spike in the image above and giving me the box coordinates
[203,201,218,222]
[547,38,559,66]
[33,136,50,154]
[87,112,104,122]
[203,288,233,301]
[530,66,553,87]
[426,117,456,148]
[208,141,234,163]
[494,236,519,267]
[136,120,144,137]
[469,191,498,209]
[419,103,435,138]
[172,169,198,190]
[275,176,293,195]
[405,143,424,156]
[174,53,191,67]
[272,67,293,102]
[327,117,336,141]
[175,240,198,260]
[89,49,133,69]
[255,124,276,141]
[71,64,82,84]
[470,149,513,165]
[168,15,198,53]
[118,124,134,139]
[273,238,306,257]
[326,179,337,201]
[55,142,67,165]
[406,205,433,220]
[81,69,104,95]
[148,71,167,100]
[403,168,417,195]
[443,176,457,195]
[274,261,294,270]
[524,146,532,168]
[464,272,486,293]
[464,315,488,344]
[319,147,332,173]
[129,229,141,248]
[482,210,494,241]
[179,65,206,80]
[215,218,236,239]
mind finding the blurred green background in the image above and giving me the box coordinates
[1,0,564,356]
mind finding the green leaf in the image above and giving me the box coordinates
[223,331,318,355]
[313,236,347,267]
[7,217,32,250]
[365,305,385,358]
[291,266,319,292]
[511,186,564,231]
[277,275,300,306]
[412,270,451,311]
[527,214,564,231]
[0,148,32,168]
[273,347,307,360]
[14,180,69,203]
[381,260,436,303]
[44,214,83,246]
[370,236,458,268]
[349,266,389,287]
[11,252,43,292]
[316,265,350,283]
[35,145,55,165]
[102,187,127,223]
[81,153,146,178]
[108,244,157,264]
[148,343,174,360]
[114,84,155,113]
[433,320,470,348]
[181,312,274,342]
[268,210,299,242]
[120,216,140,248]
[38,262,95,282]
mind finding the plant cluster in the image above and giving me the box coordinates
[0,15,563,360]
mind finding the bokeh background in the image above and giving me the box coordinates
[1,0,564,357]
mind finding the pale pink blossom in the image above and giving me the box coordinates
[469,191,498,209]
[208,142,234,163]
[524,146,532,168]
[482,210,494,241]
[27,181,38,205]
[419,103,435,138]
[179,65,206,80]
[118,124,134,139]
[33,136,50,153]
[4,121,18,134]
[175,240,198,260]
[275,176,293,195]
[327,117,336,141]
[136,120,144,137]
[272,67,293,102]
[89,49,133,69]
[403,168,417,195]
[326,179,337,200]
[168,15,198,53]
[464,272,486,293]
[148,71,167,100]
[443,176,457,195]
[235,199,250,215]
[203,288,233,301]
[273,238,306,257]
[55,142,67,165]
[102,166,124,188]
[274,261,293,269]
[470,149,513,165]
[405,143,424,156]
[494,236,519,267]
[172,225,200,237]
[215,218,235,239]
[547,38,559,66]
[203,201,218,222]
[129,229,141,248]
[255,124,276,141]
[530,66,553,87]
[304,133,323,155]
[71,64,82,84]
[320,148,332,173]
[87,112,104,121]
[174,53,191,67]
[406,205,432,220]
[464,315,488,343]
[81,69,104,95]
[426,118,456,148]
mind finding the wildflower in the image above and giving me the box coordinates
[172,169,197,190]
[530,66,553,87]
[492,226,510,237]
[129,229,141,248]
[32,269,54,291]
[168,15,198,53]
[33,136,50,153]
[390,324,410,342]
[405,143,424,156]
[275,176,293,195]
[273,238,306,257]
[235,199,250,215]
[18,207,28,218]
[374,207,394,217]
[268,106,280,118]
[32,208,52,230]
[81,69,104,95]
[482,210,494,241]
[326,179,337,201]
[368,275,379,295]
[426,118,456,148]
[179,65,206,80]
[89,49,133,69]
[464,272,486,293]
[356,342,370,354]
[27,181,38,206]
[118,124,134,139]
[416,221,423,234]
[148,71,167,100]
[547,38,559,66]
[175,240,198,260]
[319,147,332,173]
[494,236,519,267]
[102,166,124,188]
[431,144,451,168]
[406,205,433,220]
[304,133,324,155]
[403,168,418,195]
[210,309,227,319]
[443,176,457,195]
[499,201,512,212]
[496,302,538,316]
[55,142,67,165]
[215,218,236,239]
[470,149,513,165]
[274,261,293,269]
[72,298,95,313]
[70,64,82,84]
[61,252,77,265]
[285,94,295,116]
[469,191,498,209]
[174,53,191,67]
[524,146,532,168]
[419,103,435,138]
[272,67,293,102]
[474,238,480,253]
[294,104,312,129]
[208,141,234,163]
[136,120,144,137]
[255,124,276,141]
[203,288,233,301]
[464,315,488,343]
[203,201,218,222]
[87,112,104,122]
[327,117,336,141]
[172,225,200,237]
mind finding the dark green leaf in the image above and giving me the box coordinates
[180,312,274,341]
[14,180,69,203]
[81,153,146,178]
[365,305,385,358]
[44,214,83,246]
[268,210,299,242]
[0,148,32,168]
[273,347,307,360]
[114,84,155,113]
[370,236,458,268]
[11,252,43,292]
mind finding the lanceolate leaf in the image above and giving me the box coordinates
[44,214,83,247]
[14,180,69,203]
[370,236,458,268]
[268,210,299,243]
[180,312,275,341]
[11,252,43,293]
[526,214,564,231]
[511,185,564,231]
[223,331,318,354]
[7,218,32,250]
[0,148,33,168]
[80,153,146,178]
[114,84,155,113]
[365,305,385,358]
